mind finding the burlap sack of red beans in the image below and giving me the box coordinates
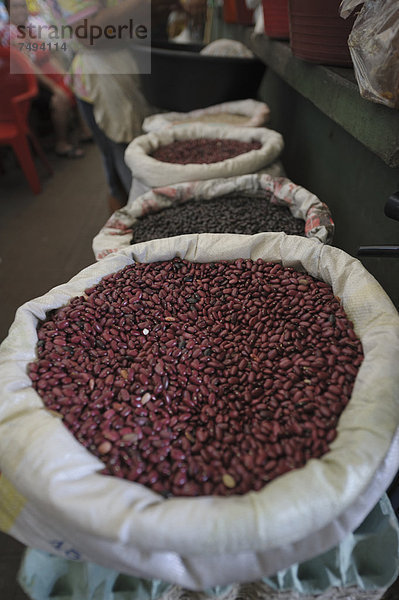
[0,232,399,590]
[92,174,335,261]
[125,124,285,202]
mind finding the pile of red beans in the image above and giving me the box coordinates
[28,258,363,497]
[150,138,262,165]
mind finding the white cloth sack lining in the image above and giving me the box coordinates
[0,232,399,590]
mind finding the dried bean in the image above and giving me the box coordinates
[28,258,363,498]
[150,138,261,165]
[132,193,304,244]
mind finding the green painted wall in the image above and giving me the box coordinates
[259,70,399,307]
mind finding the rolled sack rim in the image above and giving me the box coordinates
[124,126,284,187]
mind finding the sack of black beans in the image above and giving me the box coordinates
[124,124,284,201]
[92,174,334,261]
[142,100,271,133]
[0,232,399,590]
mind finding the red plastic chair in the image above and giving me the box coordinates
[0,46,53,194]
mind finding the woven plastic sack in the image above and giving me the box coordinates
[124,124,284,201]
[200,39,255,58]
[142,100,271,133]
[16,495,399,600]
[1,232,399,590]
[92,174,334,261]
[340,0,399,109]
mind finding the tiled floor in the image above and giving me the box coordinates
[0,141,398,600]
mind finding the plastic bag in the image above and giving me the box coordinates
[1,233,399,590]
[16,495,399,600]
[92,174,334,261]
[340,0,399,109]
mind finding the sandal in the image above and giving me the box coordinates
[55,146,85,159]
[80,135,94,144]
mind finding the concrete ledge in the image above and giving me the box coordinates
[248,34,399,168]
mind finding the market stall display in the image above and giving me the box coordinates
[92,174,334,260]
[0,232,398,590]
[1,1,399,597]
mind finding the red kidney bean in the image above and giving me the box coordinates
[28,258,363,498]
[151,138,261,165]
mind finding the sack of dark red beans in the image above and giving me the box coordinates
[0,232,399,590]
[142,99,271,133]
[125,124,284,201]
[93,174,334,261]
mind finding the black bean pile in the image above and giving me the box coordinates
[28,258,363,498]
[150,138,262,164]
[132,194,304,244]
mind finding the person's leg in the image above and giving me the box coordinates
[110,140,132,200]
[77,110,94,142]
[47,72,92,144]
[77,99,128,212]
[50,87,84,157]
[74,98,94,142]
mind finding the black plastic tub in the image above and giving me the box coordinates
[132,41,266,112]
